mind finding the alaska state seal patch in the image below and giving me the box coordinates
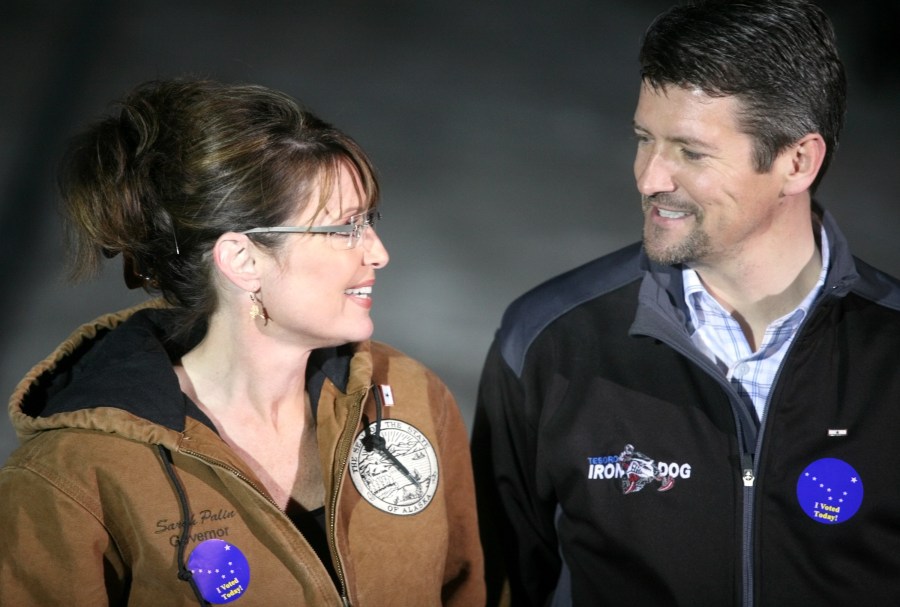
[348,419,439,515]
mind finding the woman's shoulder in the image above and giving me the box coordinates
[1,423,168,514]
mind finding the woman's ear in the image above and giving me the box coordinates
[213,232,263,292]
[779,133,827,197]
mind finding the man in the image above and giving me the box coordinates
[472,1,900,605]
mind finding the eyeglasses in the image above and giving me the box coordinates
[242,210,381,250]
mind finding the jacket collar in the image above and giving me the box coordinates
[19,306,212,434]
[633,205,862,336]
[12,302,367,438]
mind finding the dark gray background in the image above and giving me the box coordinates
[2,1,898,463]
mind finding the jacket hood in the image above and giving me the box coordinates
[8,299,360,447]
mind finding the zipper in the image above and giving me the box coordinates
[637,321,759,606]
[327,389,368,607]
[740,451,755,607]
[183,387,371,605]
[181,449,349,602]
[180,446,354,607]
[739,297,831,607]
[181,449,280,510]
[742,454,755,487]
[737,295,834,607]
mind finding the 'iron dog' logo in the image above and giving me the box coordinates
[587,444,692,494]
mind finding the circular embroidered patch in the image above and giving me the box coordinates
[187,539,251,603]
[349,419,439,515]
[796,458,864,525]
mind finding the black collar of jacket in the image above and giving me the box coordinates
[39,307,353,433]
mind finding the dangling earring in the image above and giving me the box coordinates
[249,292,268,323]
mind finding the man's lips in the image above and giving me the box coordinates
[643,195,697,220]
[656,207,692,219]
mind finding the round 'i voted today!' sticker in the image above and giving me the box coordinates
[187,539,251,603]
[796,458,864,525]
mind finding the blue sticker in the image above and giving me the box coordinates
[796,458,864,525]
[187,539,251,603]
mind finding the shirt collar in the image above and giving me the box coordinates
[683,223,830,333]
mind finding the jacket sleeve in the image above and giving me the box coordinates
[435,378,487,607]
[472,338,561,607]
[0,465,126,606]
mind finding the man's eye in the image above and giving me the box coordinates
[682,149,705,161]
[634,133,651,145]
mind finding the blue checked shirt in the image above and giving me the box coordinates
[683,227,829,422]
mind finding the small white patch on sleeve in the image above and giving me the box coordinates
[380,384,394,405]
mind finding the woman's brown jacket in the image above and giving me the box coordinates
[0,303,484,606]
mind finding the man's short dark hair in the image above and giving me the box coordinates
[639,0,846,191]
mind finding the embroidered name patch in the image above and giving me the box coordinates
[796,458,864,524]
[349,419,439,515]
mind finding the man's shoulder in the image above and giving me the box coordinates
[503,242,644,325]
[495,242,645,371]
[850,256,900,313]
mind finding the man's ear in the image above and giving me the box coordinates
[213,232,263,292]
[779,133,826,196]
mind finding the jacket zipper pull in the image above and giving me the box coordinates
[742,469,755,487]
[742,453,755,487]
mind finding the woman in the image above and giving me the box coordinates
[0,79,484,606]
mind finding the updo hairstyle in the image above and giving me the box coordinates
[59,78,379,331]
